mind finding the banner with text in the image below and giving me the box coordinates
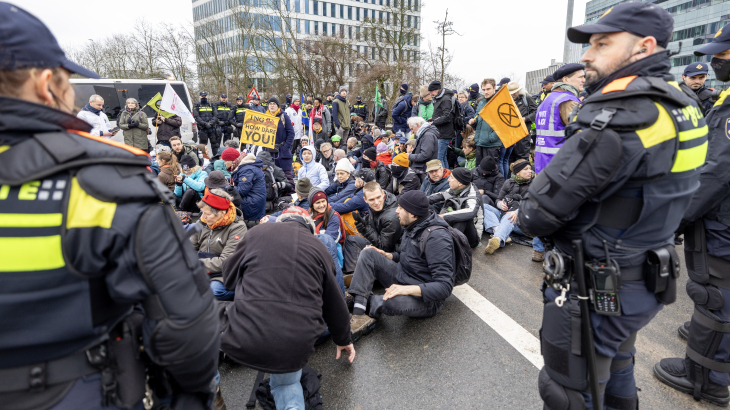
[241,111,279,149]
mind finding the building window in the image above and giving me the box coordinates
[305,19,310,34]
[349,26,353,38]
[340,4,344,19]
[331,2,336,17]
[313,1,318,15]
[323,2,327,16]
[356,7,360,20]
[323,22,328,36]
[305,0,309,14]
[314,21,318,35]
[295,0,300,12]
[348,6,353,19]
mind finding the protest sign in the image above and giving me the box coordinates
[241,111,279,149]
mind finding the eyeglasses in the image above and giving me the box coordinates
[322,149,332,154]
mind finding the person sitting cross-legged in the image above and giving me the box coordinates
[427,167,483,249]
[420,159,452,212]
[348,190,455,341]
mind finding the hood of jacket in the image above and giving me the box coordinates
[300,145,317,164]
[361,134,374,148]
[0,97,92,135]
[257,151,275,168]
[585,51,671,96]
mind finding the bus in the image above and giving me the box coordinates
[70,79,198,146]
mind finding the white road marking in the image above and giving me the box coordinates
[452,284,544,369]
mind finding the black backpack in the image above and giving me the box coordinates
[451,95,465,133]
[419,225,473,286]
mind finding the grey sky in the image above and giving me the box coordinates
[13,0,589,88]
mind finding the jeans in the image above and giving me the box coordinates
[483,204,542,251]
[270,370,305,410]
[210,281,234,301]
[499,146,514,178]
[343,235,371,273]
[316,234,346,295]
[349,248,444,319]
[437,138,450,169]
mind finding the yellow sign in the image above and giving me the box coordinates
[478,86,529,149]
[240,111,280,149]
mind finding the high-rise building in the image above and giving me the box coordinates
[526,59,565,95]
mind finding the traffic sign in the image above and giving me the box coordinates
[246,86,260,103]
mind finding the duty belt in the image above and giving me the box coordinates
[544,251,645,282]
[0,349,99,392]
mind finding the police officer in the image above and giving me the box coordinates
[466,83,480,111]
[214,93,233,150]
[679,62,716,115]
[284,93,292,110]
[653,27,730,407]
[535,75,555,105]
[324,93,334,113]
[353,96,369,120]
[230,96,248,143]
[193,91,217,153]
[0,3,222,410]
[260,95,269,111]
[518,3,707,409]
[249,95,266,113]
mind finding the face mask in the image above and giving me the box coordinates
[201,98,208,104]
[712,57,730,82]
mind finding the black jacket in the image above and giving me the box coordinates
[680,83,715,116]
[153,114,182,142]
[408,124,439,173]
[431,88,455,139]
[392,211,455,302]
[366,160,392,190]
[514,93,538,126]
[258,151,291,200]
[219,221,352,373]
[497,176,532,208]
[388,165,421,195]
[472,164,505,202]
[193,100,218,129]
[355,191,402,252]
[375,99,389,127]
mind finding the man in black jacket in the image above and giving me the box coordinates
[406,116,439,180]
[153,113,182,147]
[343,181,403,273]
[349,190,455,340]
[230,96,248,141]
[193,91,217,149]
[428,167,484,248]
[472,157,504,207]
[429,80,455,169]
[679,62,716,115]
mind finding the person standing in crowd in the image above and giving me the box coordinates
[153,113,182,148]
[508,82,538,162]
[214,93,233,150]
[348,190,455,340]
[472,156,504,208]
[421,159,452,212]
[520,4,707,408]
[231,153,267,227]
[118,98,149,151]
[190,189,247,301]
[679,62,715,115]
[230,96,247,141]
[193,91,217,149]
[77,94,116,137]
[653,27,730,407]
[174,154,208,214]
[309,188,345,243]
[332,87,351,139]
[466,83,480,111]
[457,92,476,149]
[533,63,585,175]
[374,95,389,129]
[249,95,266,113]
[0,4,222,407]
[285,96,304,155]
[219,208,355,410]
[324,93,335,113]
[156,150,180,191]
[298,145,330,190]
[392,83,413,136]
[353,95,369,120]
[470,79,501,166]
[497,77,511,90]
[413,85,434,122]
[430,80,457,170]
[406,116,439,180]
[535,75,555,105]
[428,167,483,249]
[265,97,296,186]
[170,135,201,166]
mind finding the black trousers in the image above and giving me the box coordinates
[344,235,371,273]
[451,220,480,248]
[176,189,201,213]
[475,146,500,168]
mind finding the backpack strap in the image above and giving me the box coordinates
[419,225,448,256]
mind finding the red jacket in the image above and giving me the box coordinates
[377,152,392,165]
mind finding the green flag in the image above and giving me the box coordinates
[375,88,384,108]
[147,92,174,118]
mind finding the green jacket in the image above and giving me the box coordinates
[419,102,434,121]
[454,148,477,170]
[473,98,500,148]
[119,108,149,150]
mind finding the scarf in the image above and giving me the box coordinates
[82,102,101,116]
[266,108,281,117]
[551,82,580,98]
[512,171,535,185]
[418,97,433,106]
[290,103,300,114]
[201,202,237,230]
[369,159,379,169]
[310,105,323,122]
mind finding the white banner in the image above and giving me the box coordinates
[160,83,196,124]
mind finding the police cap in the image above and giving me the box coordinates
[199,91,208,97]
[552,63,585,81]
[683,62,709,77]
[357,95,362,99]
[567,2,673,48]
[326,93,333,97]
[541,75,555,85]
[0,3,100,78]
[236,96,243,100]
[695,27,730,56]
[220,94,227,98]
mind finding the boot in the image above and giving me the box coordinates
[678,321,690,341]
[345,292,354,313]
[484,237,500,255]
[214,386,227,410]
[350,314,376,342]
[654,358,730,407]
[343,274,353,288]
[532,250,544,262]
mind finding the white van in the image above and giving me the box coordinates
[70,79,198,146]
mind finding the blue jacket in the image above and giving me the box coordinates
[297,146,330,190]
[331,189,368,215]
[231,157,267,221]
[391,93,413,133]
[461,101,475,128]
[324,177,357,204]
[313,208,342,242]
[271,110,295,160]
[173,168,208,197]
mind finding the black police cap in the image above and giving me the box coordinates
[567,2,673,48]
[683,62,709,77]
[552,63,585,81]
[541,75,555,85]
[236,96,244,100]
[695,27,730,56]
[220,94,227,98]
[0,3,100,78]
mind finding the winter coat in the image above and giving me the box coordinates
[412,99,434,121]
[297,146,330,190]
[269,110,295,161]
[312,206,343,243]
[429,182,484,238]
[392,211,455,303]
[119,107,149,150]
[231,157,267,221]
[408,124,439,173]
[376,152,392,165]
[514,93,538,126]
[472,164,504,203]
[461,101,475,129]
[331,95,351,130]
[173,168,208,197]
[420,168,452,212]
[173,143,201,167]
[324,177,357,204]
[367,160,392,190]
[285,106,304,141]
[190,208,248,278]
[454,148,477,170]
[157,164,178,191]
[375,99,389,128]
[391,93,413,133]
[218,221,351,373]
[431,89,455,140]
[473,97,501,148]
[388,166,421,196]
[76,103,111,137]
[347,134,374,160]
[153,114,182,142]
[309,106,332,138]
[331,189,368,215]
[214,159,232,179]
[496,176,533,208]
[355,191,402,252]
[317,152,336,176]
[258,151,291,200]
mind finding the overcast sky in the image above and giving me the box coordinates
[13,0,589,87]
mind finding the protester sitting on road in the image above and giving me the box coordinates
[219,208,355,409]
[362,147,392,190]
[156,150,180,191]
[331,169,376,227]
[483,159,540,256]
[309,187,345,244]
[333,148,348,164]
[265,178,314,222]
[190,189,247,301]
[428,167,483,248]
[454,138,477,170]
[331,135,343,149]
[205,146,225,175]
[231,153,267,226]
[406,116,438,179]
[343,181,403,273]
[318,142,336,178]
[220,147,241,177]
[170,136,201,166]
[77,94,115,137]
[205,170,241,210]
[324,159,358,204]
[420,159,452,212]
[174,154,208,213]
[388,153,420,195]
[346,136,361,154]
[348,190,455,340]
[152,113,182,147]
[376,142,392,165]
[298,145,330,190]
[258,150,292,210]
[472,156,504,208]
[119,98,149,151]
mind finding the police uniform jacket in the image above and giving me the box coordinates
[193,100,217,129]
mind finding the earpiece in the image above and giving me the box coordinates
[640,48,647,53]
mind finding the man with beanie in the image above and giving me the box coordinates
[420,159,452,211]
[467,83,480,110]
[324,158,358,203]
[267,178,314,222]
[362,146,392,190]
[428,167,483,248]
[391,83,413,135]
[388,153,420,195]
[472,156,504,208]
[348,190,455,340]
[429,80,456,170]
[331,86,351,139]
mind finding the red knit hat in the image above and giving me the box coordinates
[281,206,310,217]
[221,148,240,161]
[201,191,230,210]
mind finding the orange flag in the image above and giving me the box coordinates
[478,86,529,148]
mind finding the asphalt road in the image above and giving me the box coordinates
[219,238,720,409]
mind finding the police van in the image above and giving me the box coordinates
[70,79,198,146]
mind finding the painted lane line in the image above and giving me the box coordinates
[452,284,544,369]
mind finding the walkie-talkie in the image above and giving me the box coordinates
[586,241,622,316]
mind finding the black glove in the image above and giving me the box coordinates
[353,211,365,230]
[236,122,243,128]
[129,120,139,128]
[206,121,213,129]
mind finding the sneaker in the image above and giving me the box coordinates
[350,314,376,342]
[214,386,227,410]
[654,358,730,407]
[345,292,354,312]
[678,321,690,341]
[484,237,501,255]
[506,237,513,244]
[532,250,545,262]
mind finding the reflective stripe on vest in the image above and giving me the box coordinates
[198,107,213,111]
[537,93,577,137]
[217,107,231,111]
[535,146,560,154]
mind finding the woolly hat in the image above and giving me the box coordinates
[268,96,280,107]
[201,190,230,211]
[397,190,429,217]
[363,147,377,161]
[339,85,348,93]
[478,156,497,174]
[373,129,381,139]
[376,142,388,153]
[469,83,479,93]
[281,206,310,217]
[308,187,327,207]
[335,158,353,174]
[221,148,240,161]
[354,169,375,182]
[452,167,472,185]
[420,85,430,98]
[241,153,257,165]
[296,177,313,198]
[331,135,341,142]
[428,80,442,92]
[510,159,531,174]
[180,155,196,170]
[392,153,409,167]
[400,83,409,92]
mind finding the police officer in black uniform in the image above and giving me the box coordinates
[518,3,707,409]
[193,91,218,153]
[653,27,730,408]
[679,62,717,115]
[230,96,248,142]
[352,96,369,121]
[324,93,334,113]
[214,93,233,150]
[0,3,222,410]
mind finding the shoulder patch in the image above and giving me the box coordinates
[602,76,638,94]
